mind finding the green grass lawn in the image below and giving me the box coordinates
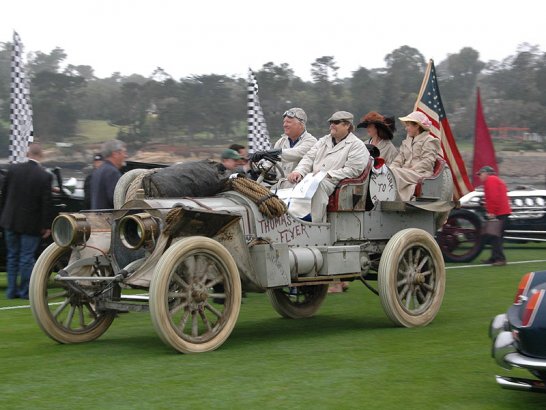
[74,120,121,143]
[1,244,546,409]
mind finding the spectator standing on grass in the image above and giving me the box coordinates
[478,165,512,266]
[90,139,127,209]
[0,143,53,299]
[83,153,103,209]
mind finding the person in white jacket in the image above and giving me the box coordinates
[251,108,317,186]
[287,111,369,222]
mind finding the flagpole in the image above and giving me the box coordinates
[414,60,433,111]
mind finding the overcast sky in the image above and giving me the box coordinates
[1,0,544,81]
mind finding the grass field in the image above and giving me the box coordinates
[1,244,546,409]
[75,120,120,143]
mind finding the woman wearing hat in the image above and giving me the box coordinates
[389,111,441,201]
[356,111,398,165]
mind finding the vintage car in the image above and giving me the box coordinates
[490,269,546,392]
[29,155,454,353]
[436,186,546,262]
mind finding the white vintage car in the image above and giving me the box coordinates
[29,155,453,353]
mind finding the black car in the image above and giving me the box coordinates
[490,269,546,392]
[437,186,546,262]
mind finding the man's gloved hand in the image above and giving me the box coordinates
[250,149,282,163]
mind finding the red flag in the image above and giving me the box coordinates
[414,60,473,200]
[471,88,497,187]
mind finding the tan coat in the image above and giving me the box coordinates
[390,131,441,201]
[294,132,369,222]
[367,138,399,165]
[274,131,317,176]
[294,132,369,185]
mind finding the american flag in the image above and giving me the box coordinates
[247,68,270,154]
[9,31,34,163]
[415,60,473,200]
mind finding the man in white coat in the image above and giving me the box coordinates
[287,111,369,222]
[250,107,317,185]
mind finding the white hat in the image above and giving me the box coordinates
[398,111,432,130]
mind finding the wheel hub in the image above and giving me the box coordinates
[191,284,209,303]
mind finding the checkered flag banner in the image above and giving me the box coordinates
[10,31,34,163]
[247,68,270,154]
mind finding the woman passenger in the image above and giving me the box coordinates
[389,111,441,201]
[356,111,398,165]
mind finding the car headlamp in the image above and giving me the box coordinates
[119,212,159,250]
[51,213,91,248]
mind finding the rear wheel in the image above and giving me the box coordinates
[30,244,118,343]
[149,237,241,353]
[436,209,483,263]
[267,285,328,319]
[378,228,445,327]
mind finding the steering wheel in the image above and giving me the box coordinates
[250,159,285,185]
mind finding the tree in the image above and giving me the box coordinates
[381,46,426,115]
[31,71,85,141]
[309,56,343,131]
[28,47,67,74]
[350,67,385,121]
[64,64,95,81]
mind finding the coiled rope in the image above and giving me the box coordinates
[229,176,287,219]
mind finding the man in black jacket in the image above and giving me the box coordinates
[0,143,53,299]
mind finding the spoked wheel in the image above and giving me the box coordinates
[378,228,445,327]
[30,244,119,343]
[436,209,483,263]
[149,237,241,353]
[267,285,328,319]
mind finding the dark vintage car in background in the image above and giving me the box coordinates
[490,269,546,392]
[436,186,546,262]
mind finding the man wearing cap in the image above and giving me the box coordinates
[287,111,369,223]
[219,148,246,177]
[251,108,317,183]
[390,111,442,201]
[83,153,103,209]
[477,165,512,266]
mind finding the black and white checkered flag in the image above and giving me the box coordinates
[247,68,270,154]
[10,31,34,163]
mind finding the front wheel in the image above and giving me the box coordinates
[267,285,328,319]
[378,228,445,327]
[149,237,241,353]
[30,244,118,343]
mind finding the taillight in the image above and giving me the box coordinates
[514,272,534,304]
[521,289,544,327]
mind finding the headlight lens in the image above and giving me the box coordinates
[536,197,545,207]
[52,213,91,248]
[119,212,159,249]
[514,198,523,207]
[525,198,535,206]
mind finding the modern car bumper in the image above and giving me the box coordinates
[490,313,546,391]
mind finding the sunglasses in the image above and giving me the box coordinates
[329,120,346,125]
[283,110,304,122]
